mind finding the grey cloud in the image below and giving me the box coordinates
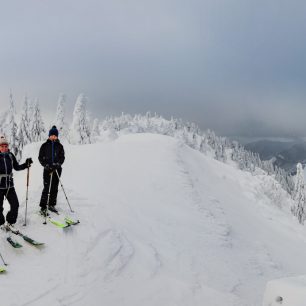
[1,0,306,137]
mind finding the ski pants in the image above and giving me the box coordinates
[0,187,19,225]
[39,168,62,209]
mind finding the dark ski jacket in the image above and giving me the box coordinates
[0,152,27,189]
[38,139,65,168]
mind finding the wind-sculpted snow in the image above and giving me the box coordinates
[0,133,304,305]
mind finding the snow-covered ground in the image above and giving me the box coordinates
[1,133,306,306]
[263,275,306,306]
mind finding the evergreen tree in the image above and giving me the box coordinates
[7,91,19,156]
[292,163,306,224]
[69,94,91,144]
[17,95,31,156]
[0,110,8,135]
[27,99,35,137]
[54,93,68,140]
[91,118,100,141]
[30,99,45,142]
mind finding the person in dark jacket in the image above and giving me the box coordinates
[0,135,32,226]
[38,126,65,215]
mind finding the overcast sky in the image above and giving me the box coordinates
[1,0,306,137]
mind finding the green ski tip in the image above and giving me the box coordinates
[0,267,6,273]
[64,217,80,226]
[49,218,70,228]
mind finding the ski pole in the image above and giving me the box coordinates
[23,165,30,226]
[44,171,54,225]
[0,250,8,266]
[55,169,74,213]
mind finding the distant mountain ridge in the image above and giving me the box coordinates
[274,142,306,173]
[245,139,306,173]
[245,140,297,160]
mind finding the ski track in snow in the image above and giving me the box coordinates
[176,142,233,247]
[175,142,244,303]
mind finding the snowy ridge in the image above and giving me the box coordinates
[98,113,294,197]
[0,133,305,306]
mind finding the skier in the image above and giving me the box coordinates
[0,135,32,226]
[39,126,65,215]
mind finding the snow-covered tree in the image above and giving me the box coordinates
[30,99,45,142]
[27,99,35,134]
[17,95,31,155]
[54,93,68,140]
[91,118,100,142]
[0,110,8,135]
[69,94,91,144]
[7,91,19,157]
[292,163,306,224]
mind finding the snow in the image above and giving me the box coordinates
[263,276,306,306]
[0,133,305,305]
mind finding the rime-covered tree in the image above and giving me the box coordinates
[91,118,100,142]
[292,163,306,224]
[7,91,19,156]
[17,95,31,154]
[54,93,68,140]
[27,99,35,134]
[69,94,91,144]
[30,99,45,142]
[0,110,8,135]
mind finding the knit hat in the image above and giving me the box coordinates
[0,135,8,145]
[49,126,59,137]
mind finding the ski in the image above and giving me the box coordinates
[1,226,23,248]
[38,211,79,228]
[47,210,80,225]
[20,234,44,246]
[64,217,80,226]
[48,216,79,228]
[39,210,68,228]
[7,237,22,248]
[48,217,70,228]
[7,227,44,246]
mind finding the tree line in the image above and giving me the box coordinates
[0,92,94,160]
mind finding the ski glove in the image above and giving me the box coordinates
[25,158,33,167]
[44,164,53,171]
[52,163,61,169]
